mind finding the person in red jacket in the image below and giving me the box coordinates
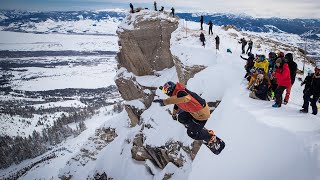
[272,58,291,108]
[153,81,217,144]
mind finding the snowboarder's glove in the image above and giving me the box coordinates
[153,99,165,106]
[172,114,177,121]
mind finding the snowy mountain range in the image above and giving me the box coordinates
[0,9,319,61]
[0,9,319,180]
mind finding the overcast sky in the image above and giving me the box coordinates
[1,0,319,19]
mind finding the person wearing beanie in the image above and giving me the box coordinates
[272,58,291,108]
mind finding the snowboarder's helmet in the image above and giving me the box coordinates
[160,81,176,96]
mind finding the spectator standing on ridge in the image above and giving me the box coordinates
[247,39,253,54]
[272,58,291,108]
[300,68,320,115]
[130,3,134,13]
[283,53,297,104]
[301,70,314,94]
[239,38,247,54]
[215,35,220,50]
[208,20,213,35]
[154,1,157,11]
[200,32,206,46]
[171,7,175,17]
[200,16,204,30]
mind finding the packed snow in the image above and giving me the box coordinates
[14,18,121,35]
[6,56,117,91]
[0,31,118,51]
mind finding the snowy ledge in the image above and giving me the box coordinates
[117,10,178,32]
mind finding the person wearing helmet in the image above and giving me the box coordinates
[153,81,217,144]
[247,68,259,89]
[253,54,269,74]
[300,68,320,115]
[268,52,277,72]
[249,73,269,100]
[272,58,291,108]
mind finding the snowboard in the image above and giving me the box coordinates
[204,135,225,155]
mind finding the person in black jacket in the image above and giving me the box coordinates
[215,35,220,50]
[301,70,314,93]
[300,67,320,115]
[200,16,204,30]
[154,1,157,11]
[283,53,297,104]
[249,74,269,100]
[208,20,213,35]
[240,52,255,78]
[239,38,247,54]
[130,3,134,13]
[171,7,175,17]
[200,32,205,46]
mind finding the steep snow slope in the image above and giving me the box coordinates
[170,21,320,179]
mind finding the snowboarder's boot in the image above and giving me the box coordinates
[207,130,217,144]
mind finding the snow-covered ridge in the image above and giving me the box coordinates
[118,10,178,31]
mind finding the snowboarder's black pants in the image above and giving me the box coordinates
[303,91,319,114]
[209,27,213,35]
[216,43,219,50]
[275,86,286,106]
[200,23,203,30]
[178,111,212,141]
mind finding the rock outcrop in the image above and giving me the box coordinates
[173,56,206,85]
[117,11,178,76]
[131,132,201,169]
[116,11,178,126]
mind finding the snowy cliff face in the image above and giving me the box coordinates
[58,11,320,180]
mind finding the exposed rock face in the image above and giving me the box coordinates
[173,56,206,85]
[116,11,178,126]
[117,11,178,76]
[131,132,202,169]
[115,68,156,126]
